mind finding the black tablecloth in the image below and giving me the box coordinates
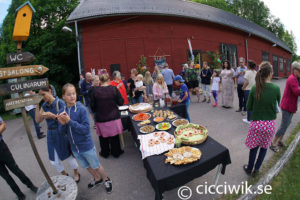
[127,104,231,200]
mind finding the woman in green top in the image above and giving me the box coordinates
[243,62,281,177]
[186,62,200,103]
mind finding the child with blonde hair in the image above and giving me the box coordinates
[153,74,169,106]
[144,71,154,98]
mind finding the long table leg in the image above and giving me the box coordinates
[214,164,222,188]
[119,134,125,149]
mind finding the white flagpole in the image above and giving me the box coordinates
[187,38,194,62]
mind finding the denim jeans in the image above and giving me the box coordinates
[247,146,267,172]
[185,100,191,122]
[132,96,143,104]
[167,85,173,97]
[275,110,294,138]
[244,90,251,121]
[28,108,42,137]
[237,84,246,111]
[201,84,211,98]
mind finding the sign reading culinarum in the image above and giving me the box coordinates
[0,78,49,96]
[0,65,49,80]
[4,94,42,111]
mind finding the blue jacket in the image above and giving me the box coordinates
[58,102,94,154]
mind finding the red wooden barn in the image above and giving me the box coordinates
[67,0,292,78]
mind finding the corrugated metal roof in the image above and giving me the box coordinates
[67,0,291,53]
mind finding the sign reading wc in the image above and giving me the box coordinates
[6,52,35,65]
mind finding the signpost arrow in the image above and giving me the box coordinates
[6,52,35,65]
[4,94,42,111]
[0,65,49,80]
[0,78,49,96]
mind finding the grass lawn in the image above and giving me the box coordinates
[257,132,300,200]
[1,112,23,121]
[221,121,300,200]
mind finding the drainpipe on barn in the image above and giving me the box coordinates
[75,21,83,76]
[245,33,251,63]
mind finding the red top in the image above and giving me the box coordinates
[280,74,300,113]
[110,80,129,105]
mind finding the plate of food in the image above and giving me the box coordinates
[140,125,155,134]
[133,113,151,122]
[148,132,175,146]
[129,103,153,113]
[153,110,177,120]
[118,105,129,111]
[153,117,164,123]
[164,146,201,165]
[172,119,189,127]
[156,122,171,131]
[138,120,151,126]
[174,123,208,145]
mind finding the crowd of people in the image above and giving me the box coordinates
[1,57,300,200]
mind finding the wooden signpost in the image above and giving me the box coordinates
[4,95,42,111]
[0,65,49,80]
[6,52,35,65]
[0,78,48,96]
[0,2,79,199]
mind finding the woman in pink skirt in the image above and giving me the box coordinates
[90,73,124,158]
[244,62,281,177]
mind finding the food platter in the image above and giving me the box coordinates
[164,146,201,165]
[132,113,151,122]
[129,103,152,113]
[153,117,164,123]
[148,132,175,146]
[138,120,151,126]
[172,119,189,127]
[153,109,177,121]
[156,122,172,131]
[140,125,155,134]
[174,123,208,145]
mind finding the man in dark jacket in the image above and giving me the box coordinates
[80,72,93,113]
[0,116,38,200]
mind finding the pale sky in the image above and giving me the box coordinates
[0,0,299,55]
[262,0,300,55]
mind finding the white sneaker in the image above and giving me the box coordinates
[242,119,250,124]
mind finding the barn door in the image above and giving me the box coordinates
[272,55,278,77]
[110,64,121,75]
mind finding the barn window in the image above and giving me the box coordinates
[262,51,269,62]
[272,55,278,77]
[187,50,202,65]
[287,60,291,72]
[279,57,283,72]
[220,43,238,68]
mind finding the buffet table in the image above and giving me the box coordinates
[127,104,231,200]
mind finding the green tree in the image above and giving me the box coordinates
[0,0,79,113]
[191,0,232,13]
[190,0,299,61]
[230,0,270,29]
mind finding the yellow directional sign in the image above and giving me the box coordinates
[0,65,49,80]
